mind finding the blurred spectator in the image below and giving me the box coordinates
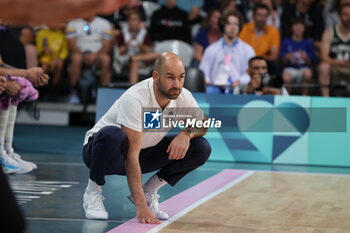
[281,18,314,95]
[0,25,26,69]
[116,0,146,22]
[114,9,159,84]
[239,4,281,75]
[150,0,192,44]
[324,0,350,29]
[247,0,281,29]
[193,8,221,66]
[36,25,68,86]
[200,10,255,94]
[202,0,219,13]
[281,0,324,50]
[318,3,350,97]
[158,0,202,24]
[219,0,247,20]
[246,56,287,95]
[114,0,146,29]
[19,27,38,68]
[66,15,112,104]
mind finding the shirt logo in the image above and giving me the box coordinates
[143,110,161,129]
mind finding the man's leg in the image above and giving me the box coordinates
[82,125,127,219]
[318,62,331,97]
[129,136,211,219]
[96,53,111,85]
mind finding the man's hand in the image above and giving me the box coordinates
[6,81,21,96]
[0,76,6,94]
[136,205,161,224]
[26,67,49,87]
[167,132,190,160]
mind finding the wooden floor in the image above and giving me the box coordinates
[159,172,350,233]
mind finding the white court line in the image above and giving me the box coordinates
[146,171,255,233]
[25,217,126,223]
[259,169,350,177]
[35,161,86,166]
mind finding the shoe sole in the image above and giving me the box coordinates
[83,202,108,220]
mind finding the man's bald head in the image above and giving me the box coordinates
[153,52,185,100]
[154,52,184,75]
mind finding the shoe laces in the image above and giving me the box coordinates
[145,193,160,211]
[90,194,106,211]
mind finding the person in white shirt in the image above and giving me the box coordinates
[66,15,112,103]
[199,10,255,94]
[82,52,211,223]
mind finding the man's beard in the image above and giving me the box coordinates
[157,80,181,99]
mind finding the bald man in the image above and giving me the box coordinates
[82,52,211,223]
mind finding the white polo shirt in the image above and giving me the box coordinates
[84,78,202,149]
[66,17,112,53]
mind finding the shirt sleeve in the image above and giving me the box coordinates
[116,95,143,132]
[239,45,255,85]
[143,33,153,47]
[194,28,207,47]
[270,27,281,48]
[306,39,315,61]
[66,20,78,39]
[100,21,112,41]
[35,30,44,54]
[238,25,249,44]
[280,39,288,59]
[199,46,213,83]
[59,35,69,61]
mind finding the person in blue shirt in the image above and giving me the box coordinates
[193,8,221,67]
[280,17,314,96]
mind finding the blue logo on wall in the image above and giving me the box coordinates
[143,110,161,129]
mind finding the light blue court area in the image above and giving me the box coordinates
[10,125,350,233]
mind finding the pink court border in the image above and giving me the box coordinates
[107,169,252,233]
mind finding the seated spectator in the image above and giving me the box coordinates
[246,56,288,95]
[324,0,350,29]
[0,75,38,174]
[66,15,112,104]
[318,3,350,97]
[219,0,247,20]
[281,18,314,95]
[115,0,146,27]
[114,10,159,84]
[239,3,281,76]
[193,8,221,66]
[247,0,280,30]
[199,10,255,94]
[19,27,38,69]
[150,0,192,44]
[36,24,68,86]
[158,0,202,24]
[281,0,324,50]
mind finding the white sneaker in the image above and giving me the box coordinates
[128,192,169,220]
[0,156,20,174]
[0,152,32,174]
[9,152,37,170]
[83,192,108,220]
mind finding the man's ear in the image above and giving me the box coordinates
[152,70,159,83]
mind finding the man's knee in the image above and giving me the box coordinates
[94,126,126,146]
[97,53,111,67]
[190,137,211,165]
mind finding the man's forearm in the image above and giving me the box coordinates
[180,116,209,139]
[125,155,148,208]
[0,67,27,77]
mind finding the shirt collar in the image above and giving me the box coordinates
[221,37,239,49]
